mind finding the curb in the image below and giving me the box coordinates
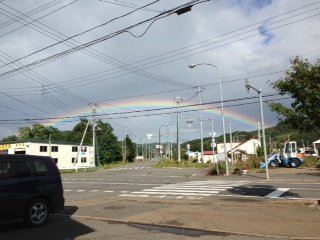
[55,213,320,240]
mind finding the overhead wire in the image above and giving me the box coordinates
[0,93,283,123]
[1,0,317,93]
[0,0,209,79]
[98,0,162,13]
[0,0,192,88]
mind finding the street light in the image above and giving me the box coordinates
[245,79,269,179]
[159,124,169,162]
[189,63,229,175]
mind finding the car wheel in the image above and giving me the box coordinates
[290,159,300,168]
[270,160,279,167]
[24,198,50,227]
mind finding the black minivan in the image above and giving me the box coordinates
[0,154,64,227]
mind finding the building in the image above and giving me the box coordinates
[0,141,95,170]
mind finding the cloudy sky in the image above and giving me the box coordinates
[0,0,319,144]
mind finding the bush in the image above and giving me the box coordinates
[207,161,227,175]
[303,156,320,168]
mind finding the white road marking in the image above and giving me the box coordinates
[265,188,290,198]
[76,190,86,192]
[119,180,246,199]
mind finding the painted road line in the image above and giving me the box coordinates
[265,188,290,198]
[131,191,212,196]
[76,190,86,192]
[64,190,72,192]
[90,190,100,192]
[103,191,114,193]
[141,189,219,194]
[63,181,160,186]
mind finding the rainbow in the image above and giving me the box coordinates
[43,99,272,129]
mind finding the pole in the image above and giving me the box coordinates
[75,119,90,171]
[48,134,51,157]
[159,127,162,162]
[259,89,269,179]
[211,118,219,175]
[198,86,204,162]
[257,122,261,147]
[175,97,182,162]
[189,64,229,175]
[229,119,234,164]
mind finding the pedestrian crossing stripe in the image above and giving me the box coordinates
[119,180,246,199]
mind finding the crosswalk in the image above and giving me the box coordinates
[106,167,151,171]
[119,180,246,200]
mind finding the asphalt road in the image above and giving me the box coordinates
[61,160,320,201]
[1,160,319,239]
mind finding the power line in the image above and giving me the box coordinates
[1,0,317,92]
[0,93,282,123]
[0,0,209,78]
[98,0,162,13]
[0,1,192,88]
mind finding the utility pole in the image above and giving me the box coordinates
[197,86,204,163]
[257,122,261,146]
[175,97,182,162]
[48,134,51,157]
[229,119,234,164]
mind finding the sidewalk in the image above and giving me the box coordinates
[66,167,320,239]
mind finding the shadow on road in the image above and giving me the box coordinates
[0,206,95,240]
[227,185,302,198]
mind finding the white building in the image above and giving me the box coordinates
[217,139,260,155]
[0,141,95,170]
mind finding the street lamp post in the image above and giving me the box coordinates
[159,124,169,163]
[245,79,269,180]
[189,63,229,175]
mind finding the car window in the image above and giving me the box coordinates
[33,159,51,176]
[0,161,31,179]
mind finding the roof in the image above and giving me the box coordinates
[0,140,92,147]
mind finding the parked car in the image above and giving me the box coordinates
[0,154,64,227]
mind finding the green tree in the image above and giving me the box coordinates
[2,135,18,141]
[124,135,135,162]
[96,120,122,164]
[17,123,61,141]
[269,57,320,132]
[68,118,92,144]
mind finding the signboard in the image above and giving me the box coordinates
[146,134,153,140]
[187,144,190,150]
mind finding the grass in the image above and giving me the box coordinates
[155,159,212,169]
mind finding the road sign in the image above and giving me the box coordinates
[187,144,190,150]
[146,134,153,140]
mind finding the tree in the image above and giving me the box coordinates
[17,123,61,141]
[269,57,320,132]
[68,118,92,144]
[124,135,135,162]
[96,120,122,164]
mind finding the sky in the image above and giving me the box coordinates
[0,0,319,145]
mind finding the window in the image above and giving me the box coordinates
[71,158,76,163]
[0,149,8,154]
[81,157,87,163]
[80,146,87,152]
[51,146,58,152]
[40,146,47,152]
[52,158,58,164]
[0,161,31,179]
[34,160,50,176]
[72,146,78,152]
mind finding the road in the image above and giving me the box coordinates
[61,160,320,201]
[0,160,319,239]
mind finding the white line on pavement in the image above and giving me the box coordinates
[265,188,290,198]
